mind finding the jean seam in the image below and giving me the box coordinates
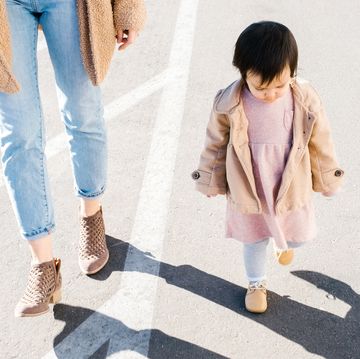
[31,0,39,12]
[98,96,106,190]
[31,19,50,226]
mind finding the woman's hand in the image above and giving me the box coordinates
[116,29,138,51]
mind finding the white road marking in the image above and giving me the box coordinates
[42,0,199,357]
[0,69,171,189]
[37,35,47,52]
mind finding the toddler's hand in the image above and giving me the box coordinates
[322,188,342,197]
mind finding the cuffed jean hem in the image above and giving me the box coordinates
[75,186,105,200]
[22,223,55,241]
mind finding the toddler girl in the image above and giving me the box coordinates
[192,21,344,313]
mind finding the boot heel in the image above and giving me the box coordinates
[50,288,62,304]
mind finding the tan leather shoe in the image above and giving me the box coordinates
[79,207,109,275]
[15,258,62,317]
[277,249,294,265]
[245,280,267,313]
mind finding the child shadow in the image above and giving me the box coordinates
[52,304,228,359]
[54,235,359,359]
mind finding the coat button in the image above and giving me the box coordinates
[192,170,200,180]
[334,170,343,177]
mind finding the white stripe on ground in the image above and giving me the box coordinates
[46,67,171,159]
[41,0,199,357]
[37,31,47,52]
[0,69,171,189]
[37,38,47,52]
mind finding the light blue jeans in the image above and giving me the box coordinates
[243,238,304,282]
[0,0,107,240]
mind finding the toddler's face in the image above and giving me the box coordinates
[246,66,292,103]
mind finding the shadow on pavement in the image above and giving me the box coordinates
[53,304,227,359]
[53,235,359,358]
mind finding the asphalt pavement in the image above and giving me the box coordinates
[0,1,359,358]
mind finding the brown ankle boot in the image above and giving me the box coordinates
[79,207,109,275]
[15,258,62,317]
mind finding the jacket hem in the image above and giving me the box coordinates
[195,183,226,196]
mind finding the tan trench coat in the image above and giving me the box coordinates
[192,79,344,215]
[0,0,146,93]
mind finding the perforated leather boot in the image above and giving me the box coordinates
[15,258,62,317]
[78,207,109,274]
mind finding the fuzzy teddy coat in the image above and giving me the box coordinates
[0,0,146,93]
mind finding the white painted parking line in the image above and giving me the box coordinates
[0,69,171,189]
[46,68,172,159]
[42,0,199,357]
[37,33,47,52]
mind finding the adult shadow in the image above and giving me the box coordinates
[54,235,359,359]
[52,304,228,359]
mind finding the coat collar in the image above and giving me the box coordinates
[214,77,319,115]
[214,79,244,114]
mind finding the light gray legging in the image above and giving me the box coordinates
[243,238,305,282]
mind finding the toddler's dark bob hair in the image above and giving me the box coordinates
[233,21,298,85]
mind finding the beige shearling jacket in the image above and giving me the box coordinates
[0,0,146,93]
[192,79,344,215]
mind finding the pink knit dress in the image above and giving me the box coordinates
[225,87,317,250]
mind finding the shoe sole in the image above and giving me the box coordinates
[245,290,268,313]
[245,305,267,314]
[79,250,110,275]
[15,307,50,318]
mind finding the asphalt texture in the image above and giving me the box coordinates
[0,1,359,358]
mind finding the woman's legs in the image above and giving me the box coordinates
[80,198,101,217]
[0,0,60,316]
[39,0,107,202]
[39,0,108,273]
[0,1,55,248]
[28,234,53,264]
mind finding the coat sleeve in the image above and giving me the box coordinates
[308,96,344,193]
[192,90,230,196]
[112,0,147,33]
[0,2,20,93]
